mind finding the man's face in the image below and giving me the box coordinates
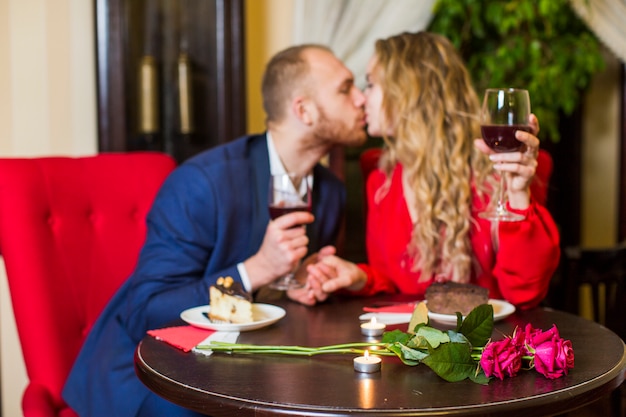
[304,49,367,147]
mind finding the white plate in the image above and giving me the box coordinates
[427,299,516,325]
[359,299,516,326]
[180,303,286,332]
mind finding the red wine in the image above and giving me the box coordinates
[269,204,311,220]
[481,124,531,153]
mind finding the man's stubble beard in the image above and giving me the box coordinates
[312,104,366,149]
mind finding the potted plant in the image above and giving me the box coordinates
[428,0,605,142]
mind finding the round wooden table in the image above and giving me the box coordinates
[135,294,626,416]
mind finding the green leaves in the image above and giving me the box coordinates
[382,303,495,382]
[428,0,605,142]
[423,342,478,382]
[411,326,450,349]
[459,303,494,347]
[387,342,427,366]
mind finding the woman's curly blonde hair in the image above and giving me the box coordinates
[373,31,494,283]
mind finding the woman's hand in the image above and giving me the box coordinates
[287,252,368,306]
[309,255,368,292]
[475,114,541,210]
[286,245,336,306]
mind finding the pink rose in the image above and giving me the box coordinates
[510,325,531,356]
[480,337,523,380]
[527,325,575,379]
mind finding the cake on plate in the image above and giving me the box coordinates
[209,276,254,324]
[424,282,489,316]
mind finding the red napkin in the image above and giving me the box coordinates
[147,325,215,352]
[362,302,417,313]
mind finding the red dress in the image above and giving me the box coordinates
[355,164,560,310]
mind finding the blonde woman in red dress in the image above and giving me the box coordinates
[305,31,560,310]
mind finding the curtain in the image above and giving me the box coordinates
[292,0,436,88]
[570,0,626,63]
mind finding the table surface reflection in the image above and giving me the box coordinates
[135,293,626,416]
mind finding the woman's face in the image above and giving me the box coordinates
[363,55,391,138]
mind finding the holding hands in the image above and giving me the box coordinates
[245,212,361,306]
[288,252,366,306]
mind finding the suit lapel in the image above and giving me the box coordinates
[308,164,323,254]
[248,135,271,255]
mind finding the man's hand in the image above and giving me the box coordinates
[244,211,314,290]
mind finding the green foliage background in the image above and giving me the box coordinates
[427,0,605,142]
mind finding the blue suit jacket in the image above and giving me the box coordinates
[62,134,345,416]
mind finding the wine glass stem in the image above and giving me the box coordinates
[497,172,507,214]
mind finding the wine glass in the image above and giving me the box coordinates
[268,173,312,290]
[479,88,532,222]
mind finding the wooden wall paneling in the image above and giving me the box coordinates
[94,0,246,163]
[95,0,126,152]
[617,63,626,242]
[543,108,583,248]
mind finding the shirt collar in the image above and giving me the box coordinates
[266,131,285,176]
[266,131,313,195]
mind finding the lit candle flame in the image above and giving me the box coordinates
[364,350,370,360]
[370,317,377,325]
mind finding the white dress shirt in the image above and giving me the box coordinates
[236,132,312,291]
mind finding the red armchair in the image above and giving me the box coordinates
[0,152,176,417]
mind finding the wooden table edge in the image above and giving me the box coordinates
[134,337,626,417]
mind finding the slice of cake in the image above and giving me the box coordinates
[424,282,489,316]
[209,276,254,324]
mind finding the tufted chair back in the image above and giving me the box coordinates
[0,152,176,417]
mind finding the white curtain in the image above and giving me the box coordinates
[292,0,436,88]
[570,0,626,63]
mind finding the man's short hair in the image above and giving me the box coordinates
[261,44,332,125]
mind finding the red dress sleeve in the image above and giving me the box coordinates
[488,202,560,309]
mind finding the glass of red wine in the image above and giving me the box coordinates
[479,88,531,222]
[268,173,312,290]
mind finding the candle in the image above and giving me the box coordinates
[360,317,386,336]
[354,350,382,373]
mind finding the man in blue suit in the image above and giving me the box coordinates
[62,43,367,416]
